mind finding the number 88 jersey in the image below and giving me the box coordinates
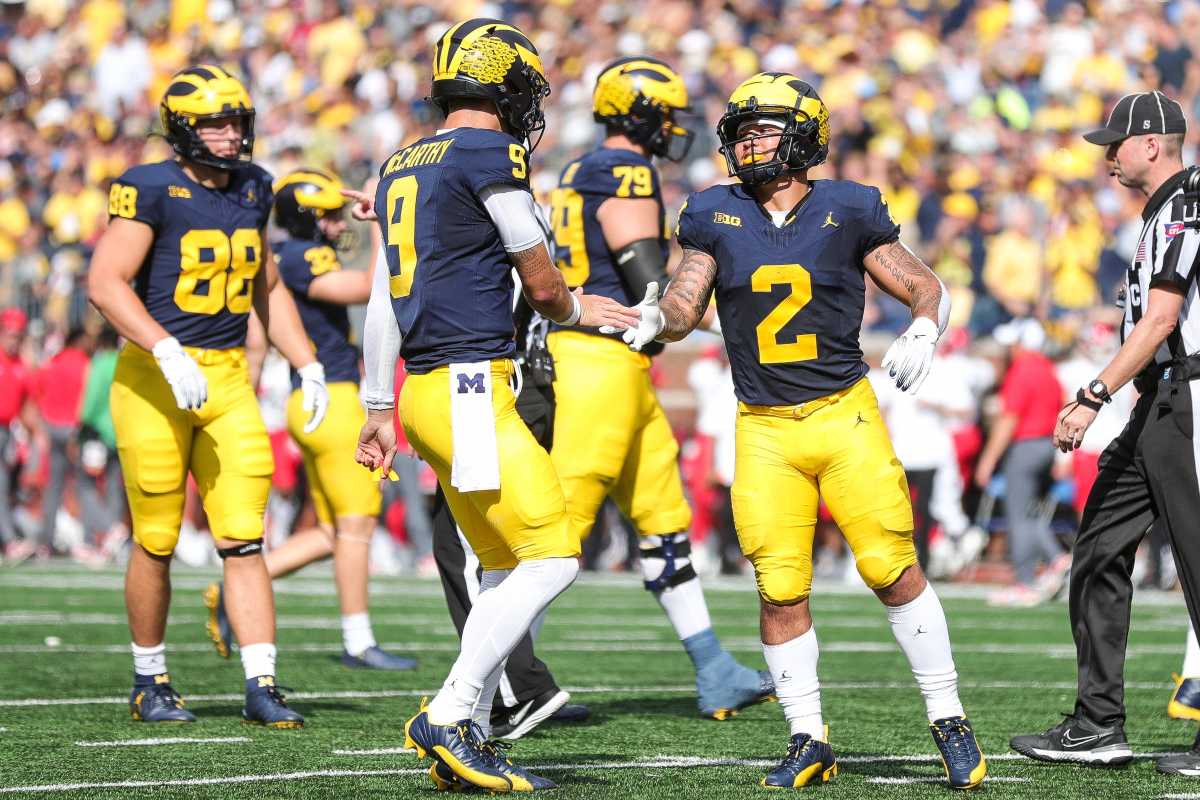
[107,160,275,349]
[675,179,899,406]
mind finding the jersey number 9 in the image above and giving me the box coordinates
[175,229,261,315]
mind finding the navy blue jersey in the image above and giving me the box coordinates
[676,180,900,406]
[107,160,274,349]
[374,128,531,374]
[273,239,361,389]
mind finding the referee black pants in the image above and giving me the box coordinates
[1072,374,1200,727]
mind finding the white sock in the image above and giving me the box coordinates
[240,642,277,681]
[131,642,166,676]
[469,568,512,736]
[1183,622,1200,677]
[341,612,376,656]
[763,629,824,739]
[426,559,575,725]
[886,583,964,722]
[641,534,712,641]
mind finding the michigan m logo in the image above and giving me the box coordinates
[456,372,487,394]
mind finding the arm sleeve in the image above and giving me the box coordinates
[859,187,902,258]
[674,197,713,256]
[480,185,550,254]
[1151,202,1200,290]
[360,245,401,410]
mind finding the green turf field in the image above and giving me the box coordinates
[1,564,1198,798]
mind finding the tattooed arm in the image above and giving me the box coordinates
[657,247,719,342]
[862,240,949,332]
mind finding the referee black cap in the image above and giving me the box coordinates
[1084,91,1187,145]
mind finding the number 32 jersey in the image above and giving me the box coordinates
[107,160,274,350]
[374,128,533,374]
[676,180,899,406]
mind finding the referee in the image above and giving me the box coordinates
[1011,91,1200,775]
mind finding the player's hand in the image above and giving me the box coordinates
[341,188,376,221]
[151,336,208,410]
[356,408,398,477]
[599,282,663,351]
[298,362,329,433]
[1053,401,1098,453]
[882,317,938,393]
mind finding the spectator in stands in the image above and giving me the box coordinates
[32,327,91,557]
[0,308,35,562]
[974,319,1069,606]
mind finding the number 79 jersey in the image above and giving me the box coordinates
[107,160,274,349]
[374,128,532,374]
[675,180,899,406]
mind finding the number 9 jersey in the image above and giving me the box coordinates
[107,160,275,349]
[675,179,899,406]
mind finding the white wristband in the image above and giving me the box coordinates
[555,292,582,326]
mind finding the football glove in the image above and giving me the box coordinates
[600,282,664,352]
[152,336,207,410]
[882,317,938,393]
[298,362,329,433]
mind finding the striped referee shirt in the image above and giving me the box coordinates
[1125,168,1200,364]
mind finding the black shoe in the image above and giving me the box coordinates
[1010,715,1132,766]
[550,702,591,723]
[490,688,571,740]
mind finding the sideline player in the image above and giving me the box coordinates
[548,56,772,719]
[203,169,415,671]
[87,65,329,727]
[354,19,638,792]
[610,72,985,789]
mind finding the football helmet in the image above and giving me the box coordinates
[593,57,693,162]
[273,169,351,248]
[716,72,829,185]
[159,64,255,171]
[429,19,551,150]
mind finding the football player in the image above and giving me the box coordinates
[87,65,329,728]
[547,57,772,719]
[202,169,415,671]
[611,73,986,790]
[354,19,638,792]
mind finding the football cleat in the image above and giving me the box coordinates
[129,674,196,723]
[761,731,837,788]
[1158,730,1200,775]
[930,716,987,789]
[404,710,512,792]
[697,654,775,720]
[341,645,417,671]
[242,676,304,729]
[480,735,558,790]
[491,688,572,740]
[202,582,232,659]
[1009,715,1132,766]
[429,760,469,792]
[1169,673,1200,721]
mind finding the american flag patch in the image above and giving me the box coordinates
[1165,221,1186,239]
[1136,239,1147,262]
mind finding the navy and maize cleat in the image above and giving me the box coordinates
[930,716,987,790]
[697,656,775,720]
[341,645,417,671]
[242,676,304,729]
[129,673,196,723]
[480,735,557,791]
[761,730,837,788]
[429,760,469,792]
[1169,673,1200,721]
[404,710,512,793]
[202,582,232,659]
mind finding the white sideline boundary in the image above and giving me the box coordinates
[75,737,251,747]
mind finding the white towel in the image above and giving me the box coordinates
[449,362,501,492]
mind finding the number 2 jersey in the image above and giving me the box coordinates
[676,179,899,406]
[107,159,274,349]
[273,239,361,390]
[374,127,533,374]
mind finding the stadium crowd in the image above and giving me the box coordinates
[0,0,1195,602]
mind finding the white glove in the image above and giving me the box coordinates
[882,317,939,393]
[151,336,207,410]
[599,282,664,352]
[298,362,329,433]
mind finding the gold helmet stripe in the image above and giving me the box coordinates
[436,20,469,76]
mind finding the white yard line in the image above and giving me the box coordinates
[75,737,251,747]
[867,776,1030,784]
[333,747,416,755]
[0,681,1177,708]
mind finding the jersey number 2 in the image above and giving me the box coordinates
[752,263,818,364]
